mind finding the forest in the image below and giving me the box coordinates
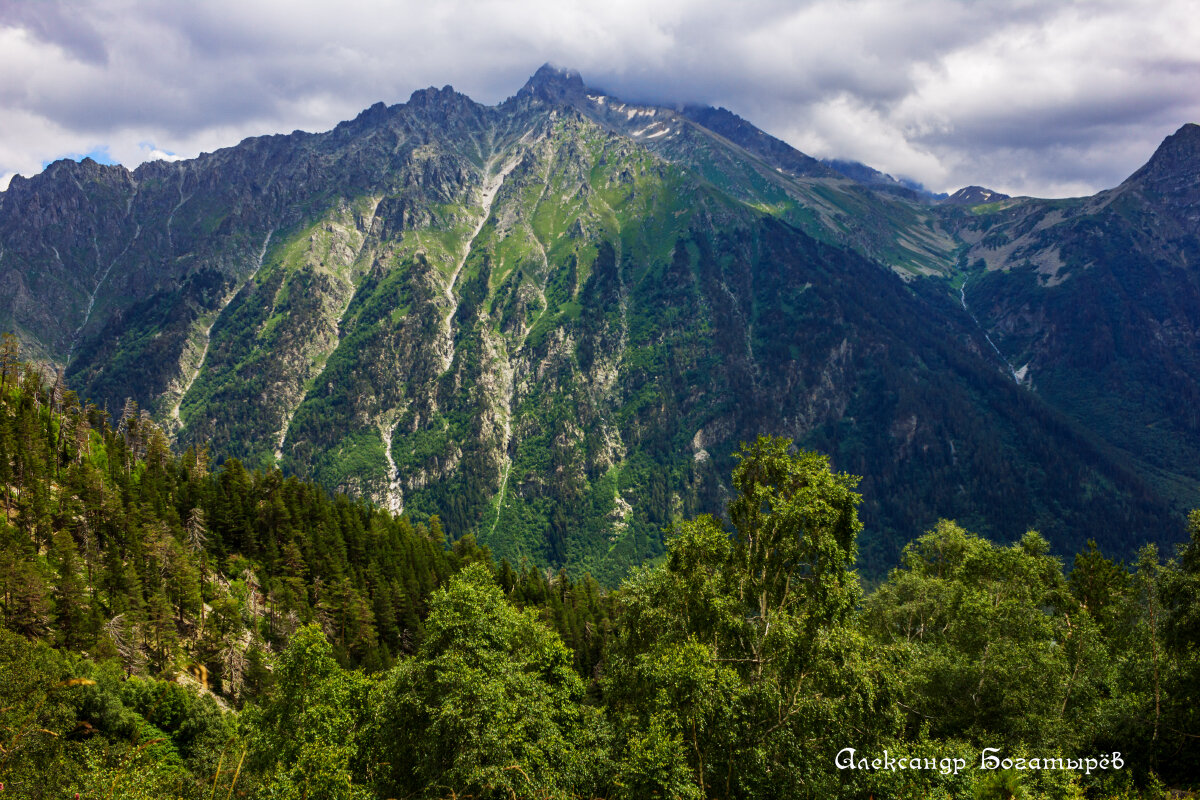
[1,334,1198,799]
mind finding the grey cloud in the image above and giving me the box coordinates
[0,0,109,64]
[1,0,1198,197]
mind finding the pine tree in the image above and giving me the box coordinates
[50,529,89,649]
[8,562,51,638]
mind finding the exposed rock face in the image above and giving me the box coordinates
[0,69,1194,580]
[1127,122,1200,221]
[0,158,140,361]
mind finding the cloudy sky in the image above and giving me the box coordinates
[2,0,1198,197]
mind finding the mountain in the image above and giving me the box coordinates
[822,157,947,202]
[0,66,1192,580]
[944,185,1010,206]
[939,123,1200,510]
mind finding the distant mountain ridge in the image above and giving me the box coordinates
[822,158,947,202]
[0,65,1194,580]
[944,185,1009,205]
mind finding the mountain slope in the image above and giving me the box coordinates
[0,68,1190,580]
[940,123,1200,506]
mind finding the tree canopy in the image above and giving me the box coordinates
[0,353,1196,799]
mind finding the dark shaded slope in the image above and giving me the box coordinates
[949,124,1200,509]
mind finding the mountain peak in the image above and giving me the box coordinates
[1124,123,1200,211]
[407,84,464,106]
[944,185,1010,206]
[1135,123,1200,174]
[518,63,588,101]
[1161,121,1200,146]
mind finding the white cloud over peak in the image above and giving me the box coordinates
[1,0,1197,197]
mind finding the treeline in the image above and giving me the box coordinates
[1,341,1198,798]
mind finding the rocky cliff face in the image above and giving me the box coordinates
[0,67,1192,580]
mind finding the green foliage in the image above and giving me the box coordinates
[0,352,1195,797]
[1162,509,1200,652]
[604,436,895,798]
[242,624,373,799]
[727,436,863,632]
[0,628,234,799]
[367,562,602,799]
[863,522,1096,749]
[1143,510,1200,782]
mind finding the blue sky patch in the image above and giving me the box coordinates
[42,146,118,169]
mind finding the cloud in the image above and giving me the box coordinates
[1,0,1198,196]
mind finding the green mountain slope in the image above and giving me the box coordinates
[0,68,1192,580]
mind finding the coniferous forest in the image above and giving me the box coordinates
[1,336,1198,799]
